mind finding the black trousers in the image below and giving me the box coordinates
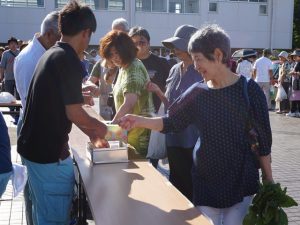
[291,100,300,113]
[167,146,193,202]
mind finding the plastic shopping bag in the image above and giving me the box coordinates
[11,163,27,198]
[146,104,167,159]
[0,92,16,103]
[275,84,287,102]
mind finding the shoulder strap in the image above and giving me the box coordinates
[9,50,17,58]
[242,77,251,109]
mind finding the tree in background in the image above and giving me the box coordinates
[293,0,300,48]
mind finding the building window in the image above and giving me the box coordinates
[0,0,44,7]
[230,0,268,2]
[136,0,199,13]
[250,0,267,2]
[209,2,217,12]
[259,4,267,15]
[55,0,67,8]
[55,0,125,10]
[136,0,148,11]
[169,0,184,13]
[152,0,167,12]
[107,0,125,10]
[185,0,199,13]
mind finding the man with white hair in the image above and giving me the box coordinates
[15,11,60,118]
[13,11,60,225]
[111,17,129,32]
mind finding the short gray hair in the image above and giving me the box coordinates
[111,17,129,32]
[40,11,59,36]
[188,24,231,65]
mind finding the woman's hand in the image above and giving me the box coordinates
[82,82,100,97]
[82,92,95,106]
[146,81,160,94]
[118,114,140,130]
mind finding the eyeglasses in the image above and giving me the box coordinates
[133,40,147,46]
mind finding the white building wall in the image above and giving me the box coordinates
[0,0,294,49]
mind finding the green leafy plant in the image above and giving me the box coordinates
[243,182,298,225]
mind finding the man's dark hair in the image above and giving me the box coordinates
[7,37,18,45]
[263,48,271,57]
[100,30,137,66]
[59,0,96,36]
[128,26,150,42]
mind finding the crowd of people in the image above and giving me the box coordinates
[234,48,300,117]
[0,0,299,224]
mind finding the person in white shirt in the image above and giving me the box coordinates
[14,11,60,116]
[236,56,254,79]
[13,11,60,225]
[253,49,274,109]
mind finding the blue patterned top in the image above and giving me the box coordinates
[162,76,272,208]
[0,112,12,173]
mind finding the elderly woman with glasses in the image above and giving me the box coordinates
[119,24,273,225]
[99,30,154,158]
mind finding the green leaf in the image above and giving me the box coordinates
[278,208,288,225]
[243,212,257,225]
[279,195,298,208]
[262,203,276,224]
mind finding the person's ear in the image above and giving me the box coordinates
[214,48,223,63]
[82,29,91,39]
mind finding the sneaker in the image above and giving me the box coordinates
[286,112,297,117]
[276,111,283,114]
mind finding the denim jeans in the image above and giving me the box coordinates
[0,171,12,198]
[23,157,75,225]
[197,196,253,225]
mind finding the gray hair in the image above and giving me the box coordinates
[40,11,59,36]
[111,17,129,32]
[188,24,231,65]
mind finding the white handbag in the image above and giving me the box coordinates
[146,104,167,159]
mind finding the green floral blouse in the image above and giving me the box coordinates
[113,59,154,157]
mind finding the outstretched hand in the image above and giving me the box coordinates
[118,114,139,130]
[82,82,100,97]
[146,81,160,93]
[82,93,95,106]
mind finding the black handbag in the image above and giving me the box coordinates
[107,92,114,108]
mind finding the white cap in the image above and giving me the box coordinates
[278,51,288,60]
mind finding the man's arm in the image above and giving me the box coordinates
[268,69,274,84]
[66,104,107,147]
[252,69,256,80]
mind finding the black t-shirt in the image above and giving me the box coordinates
[17,42,84,163]
[292,62,300,90]
[141,53,171,112]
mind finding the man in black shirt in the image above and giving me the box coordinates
[129,26,171,113]
[17,1,107,224]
